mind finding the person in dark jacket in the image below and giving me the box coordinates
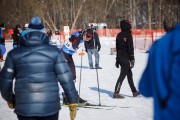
[12,24,22,48]
[0,23,6,45]
[0,23,6,61]
[0,16,78,120]
[139,23,180,120]
[84,28,102,69]
[113,20,140,99]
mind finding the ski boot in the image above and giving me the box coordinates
[90,66,94,69]
[113,93,125,99]
[95,66,102,69]
[133,91,140,97]
[62,92,69,105]
[78,96,87,104]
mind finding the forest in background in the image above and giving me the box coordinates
[0,0,180,31]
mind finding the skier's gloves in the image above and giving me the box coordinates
[98,48,100,52]
[115,61,119,68]
[69,103,78,120]
[7,102,15,109]
[130,60,135,69]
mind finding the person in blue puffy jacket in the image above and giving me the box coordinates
[139,23,180,120]
[0,16,78,120]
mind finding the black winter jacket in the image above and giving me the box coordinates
[0,30,78,117]
[116,30,134,65]
[84,32,101,50]
[12,29,21,46]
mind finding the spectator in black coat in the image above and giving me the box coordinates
[113,20,140,99]
[0,23,5,45]
[0,23,6,61]
[12,24,22,48]
[84,28,102,69]
[0,16,78,120]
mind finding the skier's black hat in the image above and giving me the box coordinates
[120,20,132,30]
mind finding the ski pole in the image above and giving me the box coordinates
[92,28,101,106]
[95,68,101,106]
[78,43,84,108]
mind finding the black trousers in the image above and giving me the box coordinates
[62,51,76,80]
[17,112,59,120]
[114,64,137,94]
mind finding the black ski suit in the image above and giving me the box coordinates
[114,30,137,94]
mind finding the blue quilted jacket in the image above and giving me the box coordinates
[0,29,78,117]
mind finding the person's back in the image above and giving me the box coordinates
[116,30,134,63]
[139,23,180,120]
[0,16,78,120]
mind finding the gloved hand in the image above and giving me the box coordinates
[98,48,100,52]
[130,60,135,69]
[69,103,78,120]
[115,61,119,68]
[7,102,15,109]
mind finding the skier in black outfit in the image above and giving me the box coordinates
[113,20,140,99]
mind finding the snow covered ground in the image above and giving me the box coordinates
[0,37,153,120]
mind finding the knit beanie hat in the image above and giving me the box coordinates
[28,16,44,30]
[86,29,93,38]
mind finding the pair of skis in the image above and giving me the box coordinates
[62,102,130,110]
[77,102,114,110]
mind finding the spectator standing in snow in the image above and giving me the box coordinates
[0,23,6,61]
[12,24,22,48]
[113,20,140,99]
[84,27,102,69]
[61,29,92,104]
[139,23,180,120]
[0,16,78,120]
[0,23,6,45]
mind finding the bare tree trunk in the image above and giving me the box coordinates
[158,0,163,28]
[105,0,116,18]
[73,0,75,21]
[42,16,52,30]
[46,11,57,30]
[129,0,133,21]
[105,0,109,14]
[70,0,73,25]
[71,0,86,30]
[148,0,152,29]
